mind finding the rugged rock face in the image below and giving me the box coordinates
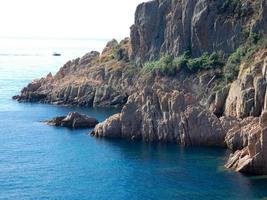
[225,50,267,118]
[13,0,267,174]
[91,114,122,138]
[225,117,258,150]
[13,38,136,107]
[93,87,226,146]
[45,112,98,129]
[225,111,267,174]
[130,0,266,65]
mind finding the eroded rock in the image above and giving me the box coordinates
[225,111,267,174]
[92,87,226,146]
[45,112,98,129]
[91,113,122,138]
[225,51,267,118]
[130,0,264,65]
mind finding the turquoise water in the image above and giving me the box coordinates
[1,38,267,200]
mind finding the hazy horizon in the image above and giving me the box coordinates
[0,0,147,40]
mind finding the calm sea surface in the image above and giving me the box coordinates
[0,37,267,200]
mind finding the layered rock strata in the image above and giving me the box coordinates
[92,87,226,146]
[130,0,266,65]
[225,50,267,118]
[225,111,267,174]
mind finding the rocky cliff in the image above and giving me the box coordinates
[14,0,267,175]
[92,87,226,146]
[130,0,267,65]
[225,50,267,118]
[225,111,267,174]
[13,38,137,107]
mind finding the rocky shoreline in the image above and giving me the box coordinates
[13,0,267,175]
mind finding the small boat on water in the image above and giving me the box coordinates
[52,52,61,56]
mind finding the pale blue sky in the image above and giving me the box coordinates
[0,0,147,39]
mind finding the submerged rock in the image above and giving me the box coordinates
[45,112,98,129]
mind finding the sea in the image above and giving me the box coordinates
[0,37,267,200]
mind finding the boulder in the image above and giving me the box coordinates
[179,106,226,147]
[91,113,122,138]
[45,112,98,129]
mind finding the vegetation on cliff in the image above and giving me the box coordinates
[141,52,224,77]
[141,32,267,87]
[224,33,267,82]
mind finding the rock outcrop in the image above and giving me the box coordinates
[225,50,267,118]
[130,0,266,65]
[13,38,136,107]
[225,111,267,174]
[45,112,98,129]
[93,87,226,146]
[91,113,122,138]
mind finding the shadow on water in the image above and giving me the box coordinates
[93,138,267,200]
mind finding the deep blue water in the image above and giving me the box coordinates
[1,38,267,200]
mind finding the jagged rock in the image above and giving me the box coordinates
[91,113,122,138]
[219,116,241,135]
[225,117,259,151]
[209,86,230,117]
[13,39,136,107]
[225,111,267,174]
[179,106,226,146]
[130,0,265,65]
[78,51,100,66]
[92,87,226,146]
[225,50,267,118]
[101,39,118,56]
[45,112,98,129]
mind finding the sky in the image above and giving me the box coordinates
[0,0,147,40]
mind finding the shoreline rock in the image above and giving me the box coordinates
[45,112,98,129]
[225,111,267,174]
[92,87,227,146]
[12,0,267,175]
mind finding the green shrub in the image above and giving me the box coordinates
[141,33,266,81]
[112,47,129,62]
[186,52,224,72]
[223,32,266,83]
[142,52,224,77]
[123,63,140,77]
[249,32,261,45]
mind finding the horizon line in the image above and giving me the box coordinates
[0,35,127,41]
